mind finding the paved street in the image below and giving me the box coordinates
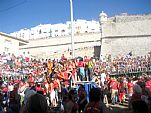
[50,102,131,113]
[107,101,131,113]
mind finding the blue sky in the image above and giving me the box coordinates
[0,0,151,33]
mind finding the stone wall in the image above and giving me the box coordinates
[100,14,151,58]
[20,33,101,59]
[101,35,151,58]
[109,14,151,23]
[102,20,151,37]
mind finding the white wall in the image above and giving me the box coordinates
[20,33,101,58]
[10,19,100,40]
[0,34,20,55]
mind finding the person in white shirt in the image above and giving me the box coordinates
[101,70,106,86]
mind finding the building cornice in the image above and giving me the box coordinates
[0,32,28,43]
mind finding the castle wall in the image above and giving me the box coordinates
[101,35,151,58]
[102,20,151,37]
[101,14,151,58]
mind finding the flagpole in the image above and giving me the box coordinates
[70,0,75,59]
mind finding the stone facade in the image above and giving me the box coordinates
[20,33,101,59]
[100,13,151,58]
[101,35,151,58]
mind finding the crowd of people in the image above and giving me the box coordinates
[0,51,150,113]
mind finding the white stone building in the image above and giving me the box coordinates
[10,19,100,40]
[0,32,28,55]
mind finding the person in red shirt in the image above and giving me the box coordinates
[127,78,134,110]
[118,81,126,104]
[49,81,57,107]
[110,78,119,105]
[84,56,89,68]
[71,68,77,82]
[67,61,73,72]
[53,76,62,105]
[146,79,151,92]
[57,69,64,81]
[53,80,59,89]
[84,56,89,80]
[27,73,34,83]
[127,79,134,97]
[61,54,67,61]
[36,83,45,95]
[64,70,69,81]
[53,78,59,105]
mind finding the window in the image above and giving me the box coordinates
[76,31,80,34]
[55,30,58,32]
[68,24,71,29]
[22,33,24,38]
[49,29,52,33]
[39,30,42,34]
[49,30,52,37]
[61,30,65,32]
[4,39,12,45]
[4,47,9,52]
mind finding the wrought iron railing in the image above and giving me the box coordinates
[110,67,151,78]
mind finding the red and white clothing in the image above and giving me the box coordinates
[127,82,134,97]
[118,83,126,103]
[78,61,84,67]
[110,80,119,90]
[146,80,151,92]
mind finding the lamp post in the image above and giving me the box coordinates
[69,0,75,58]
